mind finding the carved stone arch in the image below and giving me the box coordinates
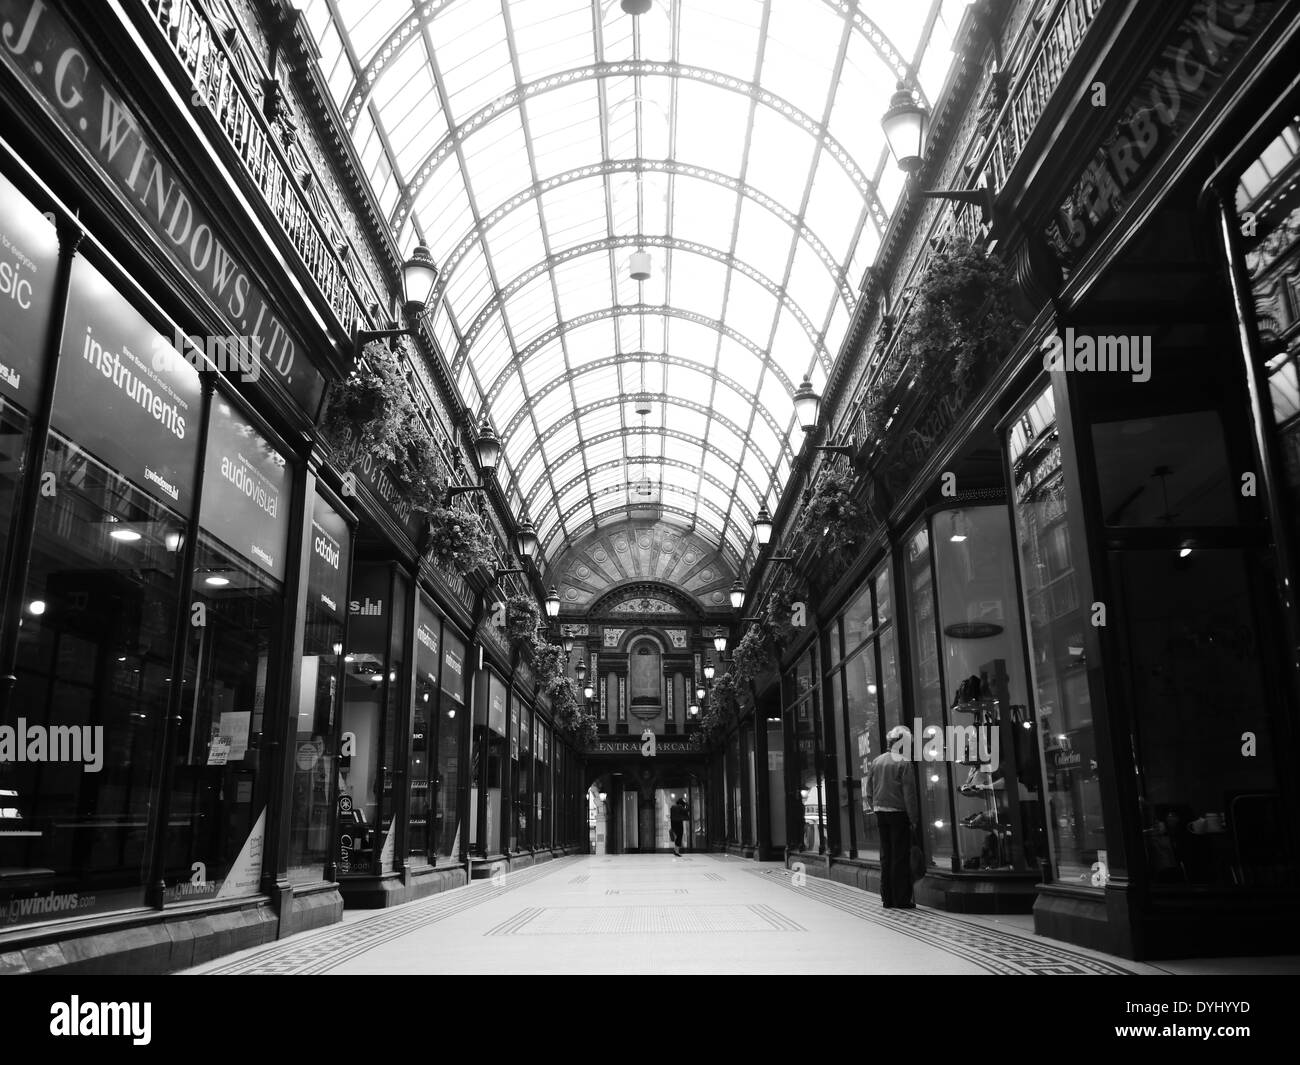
[586,581,703,622]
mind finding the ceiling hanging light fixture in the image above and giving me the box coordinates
[628,250,652,282]
[621,0,652,14]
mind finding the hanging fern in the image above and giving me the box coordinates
[732,625,773,686]
[796,465,861,558]
[505,595,542,645]
[898,238,1022,387]
[531,640,567,691]
[549,676,598,750]
[422,505,495,574]
[322,339,449,509]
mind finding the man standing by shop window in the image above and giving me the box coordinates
[867,726,919,909]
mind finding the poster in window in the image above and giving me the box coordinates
[0,170,59,409]
[199,393,290,580]
[54,258,202,511]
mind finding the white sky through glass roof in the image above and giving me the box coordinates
[302,0,961,570]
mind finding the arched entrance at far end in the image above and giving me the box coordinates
[585,758,709,853]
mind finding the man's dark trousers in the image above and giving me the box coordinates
[876,811,914,907]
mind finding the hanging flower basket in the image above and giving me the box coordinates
[505,595,542,645]
[422,505,495,575]
[322,339,449,510]
[531,640,567,690]
[732,625,773,686]
[795,465,861,558]
[549,676,598,750]
[898,238,1022,388]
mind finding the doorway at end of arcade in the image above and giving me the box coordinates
[587,768,707,854]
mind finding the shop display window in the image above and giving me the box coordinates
[337,564,405,876]
[787,646,823,853]
[287,494,348,882]
[932,505,1046,873]
[5,433,183,923]
[436,629,465,859]
[407,596,442,867]
[1008,384,1106,884]
[534,719,550,849]
[905,521,954,871]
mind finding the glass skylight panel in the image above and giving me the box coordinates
[532,386,573,429]
[579,405,621,439]
[672,82,749,177]
[373,48,439,175]
[546,421,581,460]
[804,154,864,264]
[596,6,636,64]
[558,480,593,517]
[666,404,707,440]
[770,309,819,378]
[667,253,728,321]
[461,112,530,217]
[577,363,620,404]
[341,0,405,69]
[677,0,763,83]
[759,0,843,123]
[541,453,583,496]
[510,0,591,83]
[526,84,603,176]
[502,274,559,342]
[786,242,841,326]
[711,378,753,424]
[503,423,532,468]
[664,365,713,405]
[432,302,458,361]
[326,48,354,113]
[749,416,781,464]
[554,258,614,324]
[849,221,883,286]
[617,264,667,309]
[823,299,851,362]
[538,177,608,249]
[485,203,548,284]
[734,480,759,519]
[876,159,907,221]
[445,241,493,323]
[469,318,513,388]
[722,272,780,342]
[619,311,664,354]
[715,334,763,378]
[517,449,547,499]
[745,101,821,210]
[663,436,701,465]
[670,179,740,253]
[731,198,797,286]
[702,449,733,486]
[708,419,744,461]
[412,164,471,261]
[432,6,515,124]
[497,371,526,426]
[744,447,773,489]
[537,508,562,544]
[456,362,478,405]
[633,3,673,60]
[918,1,965,104]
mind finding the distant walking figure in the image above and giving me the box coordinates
[866,726,920,909]
[669,797,689,856]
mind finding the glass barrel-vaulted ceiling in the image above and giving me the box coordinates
[301,0,967,569]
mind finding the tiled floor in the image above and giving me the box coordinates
[182,854,1299,976]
